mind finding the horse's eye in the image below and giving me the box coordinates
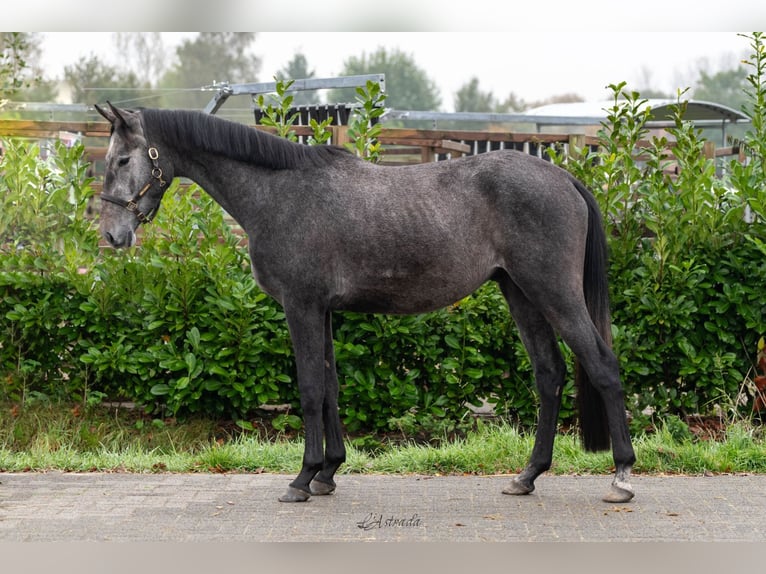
[118,156,130,167]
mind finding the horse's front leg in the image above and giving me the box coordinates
[502,370,563,497]
[278,303,328,503]
[309,311,346,496]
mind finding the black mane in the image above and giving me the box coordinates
[140,108,349,169]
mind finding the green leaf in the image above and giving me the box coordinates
[441,358,461,371]
[204,380,222,391]
[236,420,254,431]
[150,384,170,396]
[217,298,237,311]
[184,352,197,373]
[187,327,201,349]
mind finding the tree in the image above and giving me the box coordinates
[634,66,675,100]
[454,77,586,115]
[632,87,675,99]
[276,52,320,106]
[2,32,34,100]
[328,47,441,111]
[692,66,749,112]
[1,32,55,103]
[454,77,495,113]
[113,33,168,87]
[496,92,529,113]
[158,33,261,109]
[533,93,585,107]
[506,92,585,113]
[63,56,147,105]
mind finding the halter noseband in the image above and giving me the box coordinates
[100,146,167,224]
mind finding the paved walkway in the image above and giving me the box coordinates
[1,471,765,542]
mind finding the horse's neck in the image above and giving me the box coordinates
[172,151,270,227]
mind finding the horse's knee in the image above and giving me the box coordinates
[534,363,567,403]
[536,383,563,406]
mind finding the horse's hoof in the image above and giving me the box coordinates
[278,486,312,503]
[602,482,635,503]
[502,478,535,496]
[310,479,336,496]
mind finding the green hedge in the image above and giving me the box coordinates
[0,155,555,430]
[548,64,766,427]
[2,35,765,433]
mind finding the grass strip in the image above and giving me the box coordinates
[1,405,764,475]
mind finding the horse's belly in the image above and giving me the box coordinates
[333,270,488,315]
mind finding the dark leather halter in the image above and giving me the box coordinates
[100,146,167,223]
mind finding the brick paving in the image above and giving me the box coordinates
[1,472,764,542]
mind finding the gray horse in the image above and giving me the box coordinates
[94,102,635,504]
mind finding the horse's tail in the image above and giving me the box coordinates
[571,177,612,452]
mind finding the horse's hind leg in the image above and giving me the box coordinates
[310,312,347,496]
[563,326,636,502]
[538,297,636,502]
[497,276,568,496]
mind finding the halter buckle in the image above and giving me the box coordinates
[152,167,165,185]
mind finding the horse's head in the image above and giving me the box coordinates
[94,102,172,248]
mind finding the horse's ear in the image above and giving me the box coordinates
[106,101,130,126]
[94,102,117,124]
[95,101,142,139]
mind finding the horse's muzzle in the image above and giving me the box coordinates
[102,227,136,248]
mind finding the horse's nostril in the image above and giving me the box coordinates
[102,229,135,248]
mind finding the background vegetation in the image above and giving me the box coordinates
[0,33,764,447]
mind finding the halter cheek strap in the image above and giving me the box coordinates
[100,146,167,224]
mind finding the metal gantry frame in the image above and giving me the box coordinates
[202,74,386,115]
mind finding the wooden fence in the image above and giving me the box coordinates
[0,117,747,167]
[0,117,747,246]
[0,118,595,196]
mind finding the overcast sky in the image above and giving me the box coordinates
[7,1,763,112]
[37,32,752,112]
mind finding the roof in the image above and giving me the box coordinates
[381,99,750,131]
[523,99,750,124]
